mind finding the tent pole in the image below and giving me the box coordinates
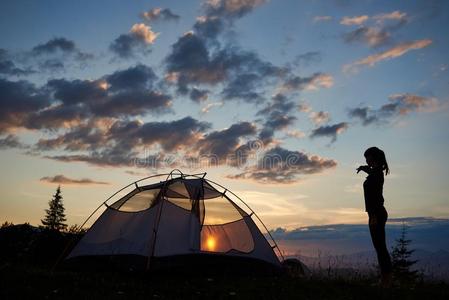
[145,170,177,270]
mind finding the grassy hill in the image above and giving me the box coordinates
[1,223,448,299]
[1,265,449,299]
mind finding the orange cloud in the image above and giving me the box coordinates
[340,15,369,26]
[373,11,407,23]
[343,39,432,73]
[130,23,159,44]
[40,175,110,186]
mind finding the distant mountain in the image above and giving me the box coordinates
[271,217,449,281]
[272,217,449,255]
[292,249,449,281]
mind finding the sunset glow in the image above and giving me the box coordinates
[0,0,448,236]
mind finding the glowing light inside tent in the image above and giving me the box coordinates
[206,236,216,251]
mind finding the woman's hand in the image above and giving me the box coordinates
[357,165,370,174]
[369,215,378,226]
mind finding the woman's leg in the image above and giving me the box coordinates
[369,207,392,275]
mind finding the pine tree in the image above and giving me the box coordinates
[391,223,419,283]
[41,186,67,231]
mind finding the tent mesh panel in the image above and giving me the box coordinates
[200,219,254,253]
[110,189,160,212]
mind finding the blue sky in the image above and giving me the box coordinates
[1,0,448,230]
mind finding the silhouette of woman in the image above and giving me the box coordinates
[357,147,392,287]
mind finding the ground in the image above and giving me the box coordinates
[1,225,448,299]
[1,265,448,300]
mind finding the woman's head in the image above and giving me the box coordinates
[364,147,390,175]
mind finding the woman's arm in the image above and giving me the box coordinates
[357,165,371,174]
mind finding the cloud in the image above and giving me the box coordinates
[373,11,408,24]
[342,11,408,49]
[141,8,180,22]
[257,93,296,116]
[40,117,275,170]
[105,64,157,91]
[0,134,27,149]
[25,104,87,130]
[193,16,226,40]
[286,130,306,139]
[37,117,267,170]
[204,0,266,20]
[291,51,322,68]
[228,146,337,184]
[38,59,65,72]
[41,116,210,153]
[281,73,334,92]
[310,122,349,143]
[0,78,50,133]
[165,32,221,88]
[44,65,171,119]
[348,93,440,126]
[299,104,333,128]
[36,121,108,151]
[45,148,158,169]
[0,60,33,76]
[40,175,109,185]
[343,39,432,73]
[189,88,209,102]
[298,102,312,113]
[201,101,223,114]
[165,1,328,108]
[388,93,440,114]
[92,90,172,118]
[36,78,172,125]
[348,107,378,125]
[309,111,330,125]
[221,73,266,103]
[47,78,107,105]
[130,23,159,44]
[0,49,34,76]
[0,64,171,132]
[340,15,369,26]
[32,37,77,55]
[343,27,390,48]
[131,117,211,151]
[257,93,297,143]
[125,170,148,176]
[192,0,267,40]
[44,151,145,169]
[110,23,159,58]
[165,32,283,101]
[197,122,257,161]
[313,16,333,23]
[30,37,93,69]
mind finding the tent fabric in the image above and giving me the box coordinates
[200,219,254,253]
[154,200,201,256]
[67,176,281,268]
[68,206,158,258]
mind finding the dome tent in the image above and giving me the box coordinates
[65,170,284,273]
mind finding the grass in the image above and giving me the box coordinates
[1,224,448,299]
[1,264,448,300]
